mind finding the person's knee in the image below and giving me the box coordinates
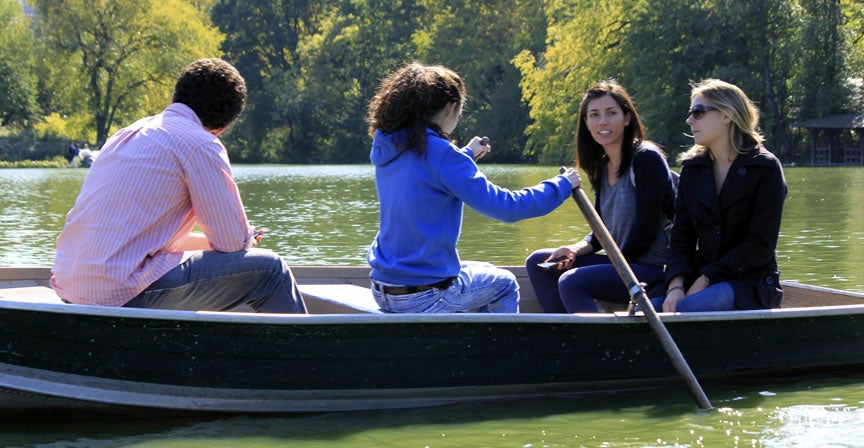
[557,269,598,300]
[500,267,516,280]
[498,268,518,289]
[525,250,552,266]
[244,248,288,271]
[558,268,588,287]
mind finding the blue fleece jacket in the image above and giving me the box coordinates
[367,128,574,286]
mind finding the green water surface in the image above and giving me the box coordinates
[0,165,862,447]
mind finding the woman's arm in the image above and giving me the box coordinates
[619,147,671,259]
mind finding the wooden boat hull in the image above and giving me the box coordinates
[0,267,863,415]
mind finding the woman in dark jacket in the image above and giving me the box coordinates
[526,80,676,313]
[656,79,787,312]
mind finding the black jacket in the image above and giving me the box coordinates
[665,143,787,309]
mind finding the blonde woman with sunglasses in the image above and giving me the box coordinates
[653,79,787,312]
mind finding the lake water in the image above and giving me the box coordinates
[1,165,863,447]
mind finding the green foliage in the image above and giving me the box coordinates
[213,0,546,163]
[618,0,802,158]
[31,0,224,146]
[7,0,864,165]
[790,0,848,120]
[519,0,851,163]
[842,0,864,110]
[0,0,38,127]
[32,112,95,143]
[622,0,717,157]
[288,0,420,163]
[0,132,69,162]
[514,0,632,165]
[213,0,332,162]
[414,0,546,163]
[0,156,69,168]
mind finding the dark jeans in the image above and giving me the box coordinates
[124,248,306,313]
[525,249,664,313]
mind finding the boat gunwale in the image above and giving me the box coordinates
[1,265,862,325]
[2,296,864,325]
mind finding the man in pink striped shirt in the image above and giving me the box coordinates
[51,58,306,313]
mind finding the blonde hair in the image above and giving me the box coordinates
[679,79,762,161]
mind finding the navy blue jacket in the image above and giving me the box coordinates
[586,143,676,262]
[665,143,787,309]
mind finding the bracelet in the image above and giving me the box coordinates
[667,286,685,294]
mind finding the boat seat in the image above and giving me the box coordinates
[0,282,383,314]
[0,284,64,304]
[298,284,384,314]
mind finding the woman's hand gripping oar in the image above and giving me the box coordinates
[561,167,712,410]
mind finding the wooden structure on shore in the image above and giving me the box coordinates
[791,114,864,166]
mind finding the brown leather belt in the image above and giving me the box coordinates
[372,277,454,295]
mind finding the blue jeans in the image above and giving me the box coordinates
[526,249,664,313]
[649,281,735,312]
[124,248,306,313]
[371,261,519,313]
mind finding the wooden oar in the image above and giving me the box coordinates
[566,180,712,410]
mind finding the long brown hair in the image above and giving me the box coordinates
[367,62,466,155]
[575,80,647,190]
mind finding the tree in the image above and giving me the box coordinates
[620,0,712,159]
[32,0,224,147]
[514,0,633,165]
[0,0,38,127]
[414,0,547,163]
[623,0,806,161]
[213,0,333,162]
[285,0,422,163]
[790,0,847,120]
[841,0,864,110]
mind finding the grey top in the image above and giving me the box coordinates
[599,167,669,267]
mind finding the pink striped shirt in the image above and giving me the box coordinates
[51,103,254,306]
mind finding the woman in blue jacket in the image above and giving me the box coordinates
[366,62,580,313]
[655,79,786,312]
[526,80,676,313]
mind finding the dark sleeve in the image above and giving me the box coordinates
[618,149,672,260]
[665,163,699,286]
[701,159,787,282]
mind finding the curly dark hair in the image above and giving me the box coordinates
[172,58,247,130]
[575,80,648,190]
[367,62,466,154]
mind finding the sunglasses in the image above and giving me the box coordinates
[688,105,718,120]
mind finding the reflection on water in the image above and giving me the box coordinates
[2,371,864,447]
[2,165,862,292]
[766,403,864,447]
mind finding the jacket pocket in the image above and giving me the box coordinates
[756,272,783,309]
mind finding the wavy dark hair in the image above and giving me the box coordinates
[173,58,247,130]
[575,80,648,190]
[367,62,466,154]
